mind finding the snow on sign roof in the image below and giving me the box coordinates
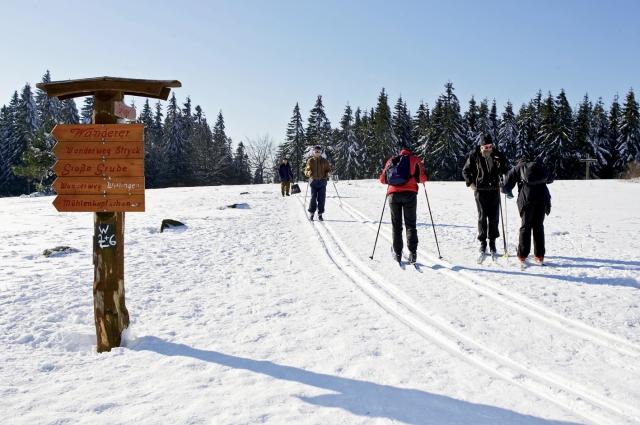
[35,76,182,101]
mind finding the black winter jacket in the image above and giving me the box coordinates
[461,146,509,191]
[278,163,294,182]
[501,161,554,214]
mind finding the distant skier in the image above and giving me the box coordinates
[304,146,332,221]
[380,148,428,264]
[501,158,555,267]
[278,157,294,196]
[462,134,509,257]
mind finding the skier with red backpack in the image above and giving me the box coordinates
[379,149,428,264]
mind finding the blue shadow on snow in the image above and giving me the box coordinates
[134,336,578,425]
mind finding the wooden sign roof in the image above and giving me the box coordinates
[36,76,181,100]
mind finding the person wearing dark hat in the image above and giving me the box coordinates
[500,158,555,267]
[462,133,509,257]
[304,146,332,221]
[278,157,294,196]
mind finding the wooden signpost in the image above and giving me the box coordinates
[36,77,181,353]
[580,154,598,180]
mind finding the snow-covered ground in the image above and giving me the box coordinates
[1,179,640,424]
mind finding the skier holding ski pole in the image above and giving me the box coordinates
[378,148,427,266]
[461,134,509,263]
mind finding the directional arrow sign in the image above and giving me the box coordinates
[53,159,144,177]
[53,194,145,212]
[114,102,137,121]
[53,141,144,159]
[53,177,145,195]
[51,123,143,142]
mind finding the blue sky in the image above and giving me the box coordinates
[1,0,638,145]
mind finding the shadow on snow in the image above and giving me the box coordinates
[134,336,578,425]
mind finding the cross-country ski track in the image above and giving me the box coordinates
[296,190,640,424]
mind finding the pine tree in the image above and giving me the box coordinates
[421,82,466,181]
[489,99,500,140]
[212,111,233,184]
[11,130,56,194]
[233,141,252,184]
[475,99,491,144]
[515,102,536,160]
[164,94,185,186]
[537,90,575,179]
[617,88,640,168]
[283,103,306,181]
[392,95,413,150]
[573,94,594,178]
[352,107,369,179]
[137,99,158,187]
[588,98,611,178]
[80,96,94,124]
[605,95,623,178]
[305,95,332,159]
[371,88,399,172]
[189,106,216,185]
[12,84,41,194]
[0,103,19,196]
[35,70,61,132]
[360,108,377,178]
[463,96,479,151]
[412,101,430,152]
[497,101,518,165]
[334,103,358,180]
[60,98,80,124]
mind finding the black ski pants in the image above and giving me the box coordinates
[308,179,327,215]
[474,190,500,242]
[388,191,418,255]
[517,202,546,259]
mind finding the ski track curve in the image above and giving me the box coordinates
[336,198,640,359]
[294,194,640,425]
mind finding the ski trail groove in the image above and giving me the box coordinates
[336,198,640,358]
[296,196,638,424]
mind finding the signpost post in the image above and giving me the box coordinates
[37,77,181,352]
[579,154,598,180]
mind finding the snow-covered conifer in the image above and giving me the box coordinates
[334,103,358,180]
[163,94,185,186]
[283,103,306,180]
[392,95,413,150]
[371,88,399,171]
[35,70,61,132]
[498,101,518,164]
[617,88,640,167]
[588,98,611,178]
[80,96,94,124]
[305,96,332,160]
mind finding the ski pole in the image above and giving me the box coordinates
[422,183,442,259]
[303,179,310,207]
[499,193,509,257]
[369,189,389,260]
[332,180,343,208]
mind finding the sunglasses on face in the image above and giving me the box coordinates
[482,145,493,149]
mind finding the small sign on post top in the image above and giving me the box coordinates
[114,102,136,121]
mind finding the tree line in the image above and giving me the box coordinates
[1,72,639,197]
[280,83,640,183]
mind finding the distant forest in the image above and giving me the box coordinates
[1,71,639,197]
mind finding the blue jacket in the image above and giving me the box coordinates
[278,163,294,181]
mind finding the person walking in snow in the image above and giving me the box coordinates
[304,146,332,221]
[278,157,294,196]
[380,148,428,264]
[500,158,555,266]
[462,134,509,256]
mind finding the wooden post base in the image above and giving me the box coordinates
[93,211,129,352]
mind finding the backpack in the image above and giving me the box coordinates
[385,154,414,186]
[520,162,549,187]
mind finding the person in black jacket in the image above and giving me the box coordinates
[278,158,294,196]
[501,158,555,264]
[462,134,509,255]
